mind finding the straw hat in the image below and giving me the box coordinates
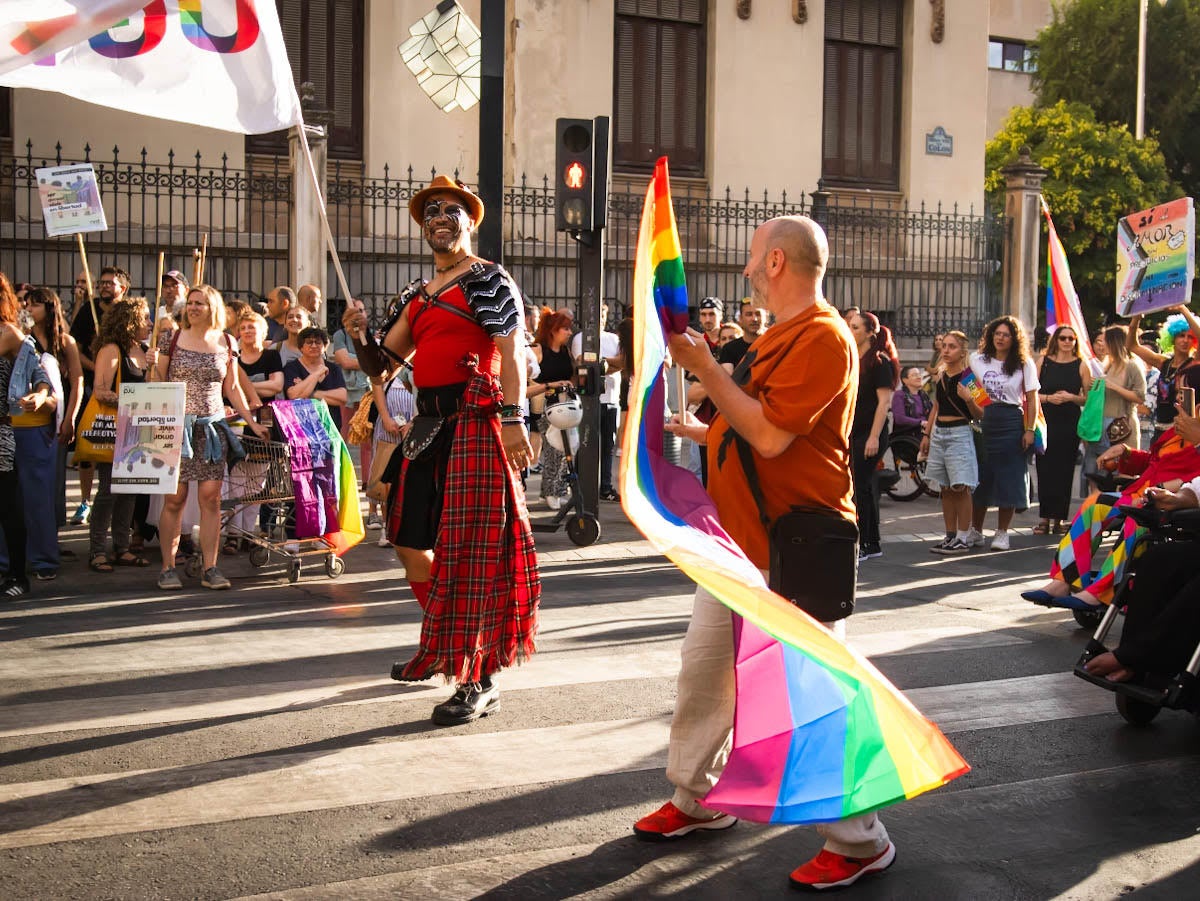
[409,175,484,227]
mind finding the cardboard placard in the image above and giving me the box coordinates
[34,163,106,237]
[1116,197,1195,317]
[111,382,186,494]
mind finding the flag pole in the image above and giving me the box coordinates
[150,250,165,352]
[76,233,98,328]
[192,233,208,286]
[296,120,352,305]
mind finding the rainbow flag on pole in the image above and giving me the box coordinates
[1042,196,1102,377]
[619,157,968,824]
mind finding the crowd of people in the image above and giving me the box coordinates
[0,264,389,596]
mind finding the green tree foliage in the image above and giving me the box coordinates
[1033,0,1200,198]
[985,102,1177,325]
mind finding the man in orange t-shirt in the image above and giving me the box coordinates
[632,216,895,892]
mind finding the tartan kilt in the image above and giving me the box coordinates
[396,370,540,683]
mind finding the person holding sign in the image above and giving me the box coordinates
[1126,306,1200,436]
[155,286,267,591]
[89,296,155,573]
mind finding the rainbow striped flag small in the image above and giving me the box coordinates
[958,370,992,408]
[619,157,968,824]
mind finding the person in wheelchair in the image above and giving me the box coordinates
[1085,478,1200,683]
[1021,427,1200,611]
[891,365,932,440]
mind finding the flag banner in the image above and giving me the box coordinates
[957,370,992,408]
[35,163,106,237]
[0,1,148,76]
[0,1,302,135]
[1116,197,1195,319]
[1041,196,1103,378]
[111,381,185,494]
[619,157,968,825]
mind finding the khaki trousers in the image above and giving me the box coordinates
[666,582,890,857]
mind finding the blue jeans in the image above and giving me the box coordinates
[0,425,61,576]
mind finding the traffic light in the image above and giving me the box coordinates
[555,118,594,232]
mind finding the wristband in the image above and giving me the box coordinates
[501,420,527,428]
[499,404,522,417]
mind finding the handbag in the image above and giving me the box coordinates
[734,434,857,621]
[74,394,118,463]
[364,438,398,502]
[1078,378,1106,442]
[402,414,450,462]
[346,393,375,445]
[1106,415,1133,444]
[75,361,122,464]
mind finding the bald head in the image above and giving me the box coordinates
[761,215,828,280]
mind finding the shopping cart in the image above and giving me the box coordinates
[181,435,347,584]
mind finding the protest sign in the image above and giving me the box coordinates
[35,163,106,237]
[1116,197,1195,318]
[111,382,186,494]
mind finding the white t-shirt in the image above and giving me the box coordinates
[571,330,621,404]
[968,351,1041,407]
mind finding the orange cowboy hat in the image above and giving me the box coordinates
[409,174,485,227]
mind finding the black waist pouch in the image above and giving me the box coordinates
[769,507,858,622]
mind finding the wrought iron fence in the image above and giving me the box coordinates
[1,142,1002,338]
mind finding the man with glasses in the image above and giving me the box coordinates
[345,175,539,728]
[67,265,128,525]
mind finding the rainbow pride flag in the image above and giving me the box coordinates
[1042,196,1102,377]
[619,158,968,824]
[958,370,992,408]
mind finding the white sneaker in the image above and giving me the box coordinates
[965,527,986,548]
[377,535,391,548]
[990,531,1010,551]
[545,496,562,511]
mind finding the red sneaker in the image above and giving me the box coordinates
[633,801,737,841]
[788,843,896,891]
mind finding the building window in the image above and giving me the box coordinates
[822,0,903,189]
[613,0,706,175]
[988,38,1036,73]
[246,0,364,159]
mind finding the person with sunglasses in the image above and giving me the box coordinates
[1034,324,1092,534]
[344,175,538,728]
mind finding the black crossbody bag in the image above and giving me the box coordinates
[733,434,858,622]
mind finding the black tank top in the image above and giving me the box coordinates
[537,343,573,383]
[935,370,972,420]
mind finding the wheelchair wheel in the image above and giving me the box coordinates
[325,554,346,578]
[248,545,270,568]
[1116,692,1161,725]
[1072,607,1103,631]
[288,559,302,584]
[882,435,928,502]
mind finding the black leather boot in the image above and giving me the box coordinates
[431,676,500,726]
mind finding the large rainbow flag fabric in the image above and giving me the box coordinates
[1042,196,1103,378]
[619,157,969,824]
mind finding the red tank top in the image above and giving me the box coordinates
[406,282,500,388]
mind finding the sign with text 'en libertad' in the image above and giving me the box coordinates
[1116,197,1195,318]
[112,382,186,495]
[35,164,106,238]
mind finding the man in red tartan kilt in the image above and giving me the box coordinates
[347,175,540,726]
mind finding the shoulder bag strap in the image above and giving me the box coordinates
[732,431,772,528]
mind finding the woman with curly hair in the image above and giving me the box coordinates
[967,315,1041,551]
[847,311,900,560]
[88,295,155,572]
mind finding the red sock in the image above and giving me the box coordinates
[409,580,430,610]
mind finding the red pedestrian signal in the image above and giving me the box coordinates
[565,161,587,191]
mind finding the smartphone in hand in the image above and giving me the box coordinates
[1181,386,1196,418]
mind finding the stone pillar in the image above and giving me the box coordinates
[289,83,331,329]
[1000,146,1049,331]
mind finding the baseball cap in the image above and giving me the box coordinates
[699,296,723,311]
[163,270,189,291]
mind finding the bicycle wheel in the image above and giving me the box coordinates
[883,436,926,502]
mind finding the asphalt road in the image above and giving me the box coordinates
[2,490,1198,900]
